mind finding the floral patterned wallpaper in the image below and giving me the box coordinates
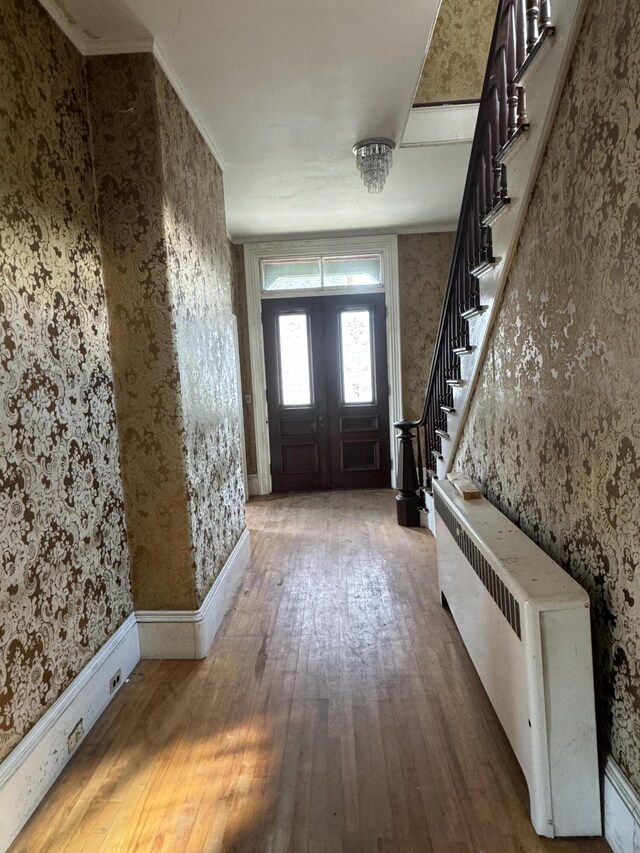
[454,0,640,793]
[86,54,197,611]
[398,233,454,422]
[155,66,246,605]
[231,245,257,479]
[87,53,246,609]
[0,0,132,762]
[415,0,495,104]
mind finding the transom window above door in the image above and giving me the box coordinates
[261,253,383,293]
[243,234,400,495]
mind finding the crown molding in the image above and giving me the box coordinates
[152,41,227,171]
[37,1,226,172]
[38,0,87,52]
[82,36,154,55]
[37,1,151,55]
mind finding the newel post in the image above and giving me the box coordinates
[393,419,421,527]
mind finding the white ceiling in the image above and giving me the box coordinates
[45,0,472,241]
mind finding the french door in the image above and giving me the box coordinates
[262,292,391,492]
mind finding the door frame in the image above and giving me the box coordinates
[244,234,402,495]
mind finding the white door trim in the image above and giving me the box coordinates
[244,235,402,495]
[231,315,249,501]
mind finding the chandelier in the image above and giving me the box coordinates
[353,138,396,194]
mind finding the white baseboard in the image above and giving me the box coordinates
[0,529,251,849]
[136,528,251,659]
[604,756,640,852]
[247,474,259,496]
[424,490,437,536]
[0,613,140,851]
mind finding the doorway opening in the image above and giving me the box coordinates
[263,292,391,491]
[244,236,402,495]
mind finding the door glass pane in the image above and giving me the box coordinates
[262,258,321,291]
[339,310,374,404]
[278,314,312,406]
[323,254,382,287]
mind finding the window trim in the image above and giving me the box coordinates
[261,252,384,294]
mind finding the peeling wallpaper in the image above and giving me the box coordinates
[0,0,133,761]
[87,54,196,611]
[415,0,495,104]
[398,233,454,422]
[454,0,640,792]
[155,67,245,605]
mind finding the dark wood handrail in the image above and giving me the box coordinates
[394,1,555,523]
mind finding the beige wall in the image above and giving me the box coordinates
[415,0,495,104]
[398,233,454,422]
[0,0,132,762]
[453,0,640,793]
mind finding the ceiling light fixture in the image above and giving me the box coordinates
[353,138,396,194]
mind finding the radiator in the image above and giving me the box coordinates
[433,480,601,838]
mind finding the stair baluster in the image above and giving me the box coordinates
[394,0,554,526]
[526,0,540,50]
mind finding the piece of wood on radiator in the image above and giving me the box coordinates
[447,472,482,500]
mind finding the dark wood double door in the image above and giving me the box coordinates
[263,292,391,492]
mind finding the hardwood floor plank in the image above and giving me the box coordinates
[11,490,610,852]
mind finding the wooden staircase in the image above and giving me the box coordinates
[394,0,589,532]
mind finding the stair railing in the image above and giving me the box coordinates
[394,0,555,526]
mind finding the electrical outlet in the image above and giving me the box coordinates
[109,668,122,694]
[67,719,84,753]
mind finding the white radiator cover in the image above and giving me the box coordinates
[434,480,601,838]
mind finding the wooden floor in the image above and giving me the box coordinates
[13,491,609,853]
